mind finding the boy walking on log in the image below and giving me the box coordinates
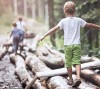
[9,22,24,54]
[39,1,100,88]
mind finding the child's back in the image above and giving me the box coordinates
[12,28,22,39]
[58,16,86,45]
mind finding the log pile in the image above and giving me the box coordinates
[0,35,100,89]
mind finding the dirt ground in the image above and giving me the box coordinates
[0,55,23,89]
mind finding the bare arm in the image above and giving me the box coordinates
[39,25,60,41]
[85,23,100,29]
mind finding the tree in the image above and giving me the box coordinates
[13,0,18,16]
[24,0,27,17]
[48,0,56,47]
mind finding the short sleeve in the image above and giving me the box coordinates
[57,19,64,30]
[79,18,87,28]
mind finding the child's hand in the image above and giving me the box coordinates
[38,36,45,42]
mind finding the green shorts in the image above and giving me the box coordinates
[64,44,81,67]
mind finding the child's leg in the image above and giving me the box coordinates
[72,45,81,87]
[64,45,73,85]
[67,67,72,80]
[13,37,19,54]
[75,64,81,79]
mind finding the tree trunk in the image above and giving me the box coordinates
[38,0,45,21]
[81,69,100,87]
[24,0,27,17]
[25,54,51,89]
[10,54,32,85]
[36,60,100,77]
[48,0,56,47]
[31,0,36,19]
[38,56,64,69]
[47,76,72,89]
[13,0,18,16]
[26,35,40,52]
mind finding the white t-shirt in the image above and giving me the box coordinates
[16,21,26,31]
[57,17,87,45]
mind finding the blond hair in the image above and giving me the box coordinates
[64,1,76,14]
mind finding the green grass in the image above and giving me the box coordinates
[0,25,11,35]
[38,36,52,47]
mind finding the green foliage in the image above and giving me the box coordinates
[55,35,64,52]
[0,9,14,26]
[53,0,100,57]
[89,48,100,57]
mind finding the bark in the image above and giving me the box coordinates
[48,0,56,47]
[81,69,100,87]
[32,0,36,19]
[13,0,18,16]
[10,54,32,85]
[36,60,100,77]
[26,35,40,52]
[0,46,8,60]
[47,76,71,89]
[25,54,51,89]
[25,54,51,73]
[38,0,45,21]
[24,0,27,17]
[10,54,45,89]
[47,75,98,89]
[24,32,36,39]
[36,46,50,56]
[81,56,100,63]
[37,44,64,69]
[44,44,65,59]
[38,55,64,69]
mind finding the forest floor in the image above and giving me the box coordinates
[0,20,99,89]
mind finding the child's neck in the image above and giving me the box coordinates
[66,13,75,17]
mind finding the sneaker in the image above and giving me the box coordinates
[72,79,81,88]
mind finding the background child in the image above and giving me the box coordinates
[39,1,100,88]
[9,22,24,54]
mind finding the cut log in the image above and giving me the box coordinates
[81,56,99,63]
[36,60,100,77]
[10,54,46,89]
[38,44,100,68]
[38,55,64,69]
[26,35,40,52]
[44,44,65,59]
[25,55,100,88]
[47,75,98,89]
[25,54,51,89]
[24,32,36,39]
[36,46,49,56]
[0,46,8,60]
[47,76,70,89]
[25,54,51,73]
[10,54,32,85]
[34,79,47,89]
[81,69,100,87]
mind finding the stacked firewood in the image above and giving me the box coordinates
[0,35,100,89]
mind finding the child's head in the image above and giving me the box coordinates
[64,1,76,15]
[12,22,17,27]
[19,17,22,22]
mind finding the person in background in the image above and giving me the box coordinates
[38,1,100,88]
[16,17,27,51]
[9,22,24,54]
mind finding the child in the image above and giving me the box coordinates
[39,1,100,88]
[9,22,24,54]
